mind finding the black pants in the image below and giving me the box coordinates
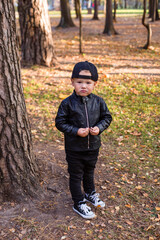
[66,149,99,205]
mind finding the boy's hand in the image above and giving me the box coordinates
[77,128,89,137]
[90,126,100,135]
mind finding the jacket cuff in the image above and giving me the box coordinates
[71,127,79,136]
[96,124,103,134]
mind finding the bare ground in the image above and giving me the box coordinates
[0,16,160,240]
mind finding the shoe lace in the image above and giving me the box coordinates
[90,193,100,203]
[80,203,91,213]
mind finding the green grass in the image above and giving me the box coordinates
[23,71,159,164]
[48,9,147,17]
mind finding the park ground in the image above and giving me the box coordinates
[0,15,160,240]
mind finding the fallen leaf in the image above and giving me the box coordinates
[149,237,154,240]
[126,220,133,225]
[98,235,103,239]
[156,207,160,211]
[117,225,123,229]
[135,185,142,190]
[108,195,115,199]
[59,94,69,100]
[86,229,93,235]
[125,204,132,208]
[118,191,123,196]
[115,206,120,212]
[61,236,67,240]
[146,225,154,231]
[85,220,90,224]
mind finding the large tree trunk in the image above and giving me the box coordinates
[0,0,40,201]
[103,0,117,35]
[142,0,152,49]
[57,0,75,28]
[92,0,99,20]
[18,0,56,67]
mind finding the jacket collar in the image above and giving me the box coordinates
[72,90,93,102]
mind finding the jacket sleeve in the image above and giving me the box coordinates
[55,100,79,136]
[95,98,112,134]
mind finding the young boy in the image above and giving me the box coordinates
[55,61,112,219]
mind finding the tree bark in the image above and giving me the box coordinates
[74,0,80,19]
[113,0,117,22]
[135,0,139,9]
[92,0,99,20]
[149,0,157,21]
[0,0,40,201]
[103,0,117,35]
[152,0,156,21]
[77,0,82,53]
[156,0,159,20]
[57,0,75,28]
[124,0,127,8]
[18,0,56,67]
[142,0,152,49]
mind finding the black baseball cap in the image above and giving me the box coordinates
[71,61,98,82]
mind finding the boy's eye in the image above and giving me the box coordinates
[87,82,91,84]
[78,81,82,84]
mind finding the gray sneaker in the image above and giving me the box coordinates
[85,191,105,208]
[73,200,95,219]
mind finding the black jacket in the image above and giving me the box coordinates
[55,91,112,151]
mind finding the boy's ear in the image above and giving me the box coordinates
[94,81,97,86]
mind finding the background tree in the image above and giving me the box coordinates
[135,0,139,8]
[156,0,159,20]
[103,0,117,35]
[142,0,152,49]
[74,0,80,19]
[149,0,157,21]
[124,0,127,8]
[92,0,99,20]
[57,0,75,28]
[77,0,82,53]
[18,0,56,66]
[0,0,40,201]
[113,0,118,22]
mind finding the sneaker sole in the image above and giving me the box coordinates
[84,198,105,208]
[73,207,95,219]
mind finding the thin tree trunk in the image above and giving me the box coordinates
[124,0,127,8]
[57,0,75,28]
[0,0,40,201]
[113,0,117,22]
[142,0,152,49]
[92,0,99,20]
[103,0,117,35]
[152,0,156,21]
[74,0,80,19]
[135,0,139,8]
[77,0,82,53]
[18,0,56,67]
[156,0,159,20]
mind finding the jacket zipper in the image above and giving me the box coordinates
[84,100,90,149]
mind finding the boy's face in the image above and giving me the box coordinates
[71,70,97,97]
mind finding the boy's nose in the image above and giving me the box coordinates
[82,83,86,88]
